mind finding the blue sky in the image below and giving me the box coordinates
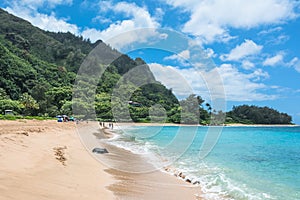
[1,0,300,124]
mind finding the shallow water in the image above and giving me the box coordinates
[107,126,300,200]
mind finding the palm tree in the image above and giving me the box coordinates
[205,103,212,114]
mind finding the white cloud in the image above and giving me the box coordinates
[164,50,190,60]
[258,26,283,35]
[249,68,270,81]
[92,16,112,24]
[295,63,300,73]
[11,0,72,9]
[288,57,300,73]
[113,2,159,28]
[204,48,216,58]
[263,53,284,66]
[242,60,255,70]
[216,64,274,101]
[273,35,290,45]
[5,7,79,34]
[165,0,298,43]
[149,63,196,98]
[163,50,192,67]
[82,1,161,49]
[261,55,300,72]
[149,63,276,101]
[154,8,164,22]
[80,28,103,43]
[220,40,263,61]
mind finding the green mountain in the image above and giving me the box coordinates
[0,8,180,122]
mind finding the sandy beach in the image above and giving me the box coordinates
[0,120,114,200]
[77,121,202,200]
[0,120,202,200]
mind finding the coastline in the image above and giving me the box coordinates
[112,122,298,128]
[2,120,296,200]
[0,119,202,200]
[224,123,298,127]
[78,121,202,200]
[105,122,300,199]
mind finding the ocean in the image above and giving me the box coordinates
[106,125,300,200]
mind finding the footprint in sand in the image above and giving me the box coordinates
[53,146,67,166]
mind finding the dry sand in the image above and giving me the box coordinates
[0,120,202,200]
[0,120,114,200]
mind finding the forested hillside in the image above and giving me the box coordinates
[0,8,180,121]
[0,8,293,124]
[226,105,292,124]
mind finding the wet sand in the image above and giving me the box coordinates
[77,121,202,200]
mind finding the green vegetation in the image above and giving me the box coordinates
[0,114,55,120]
[0,8,181,122]
[226,105,292,124]
[0,8,293,124]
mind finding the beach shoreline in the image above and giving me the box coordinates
[112,122,298,128]
[78,121,203,200]
[1,119,297,200]
[0,119,202,200]
[104,122,300,199]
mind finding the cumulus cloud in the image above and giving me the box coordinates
[262,53,300,72]
[82,1,162,49]
[165,0,298,43]
[215,64,274,101]
[220,40,263,61]
[204,48,216,58]
[149,63,276,101]
[148,63,196,98]
[113,2,159,28]
[5,7,79,34]
[263,53,284,66]
[242,60,255,70]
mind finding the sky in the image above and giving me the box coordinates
[1,0,300,124]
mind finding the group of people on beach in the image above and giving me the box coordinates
[99,122,114,129]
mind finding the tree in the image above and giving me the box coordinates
[0,88,8,100]
[60,101,73,116]
[227,105,292,124]
[20,93,39,115]
[180,94,201,124]
[0,99,24,114]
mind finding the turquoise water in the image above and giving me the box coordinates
[108,126,300,200]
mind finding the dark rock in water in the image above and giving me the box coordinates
[186,179,191,183]
[193,181,200,185]
[92,148,109,154]
[178,173,186,179]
